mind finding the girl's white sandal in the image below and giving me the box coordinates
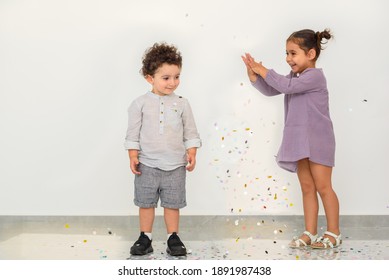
[311,231,342,249]
[289,231,318,248]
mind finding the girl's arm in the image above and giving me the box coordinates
[265,69,323,94]
[252,75,282,96]
[242,53,281,96]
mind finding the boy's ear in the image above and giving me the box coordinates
[145,75,154,84]
[308,48,316,60]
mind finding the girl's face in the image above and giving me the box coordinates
[285,41,316,74]
[146,63,181,96]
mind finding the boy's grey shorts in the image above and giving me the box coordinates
[134,163,187,209]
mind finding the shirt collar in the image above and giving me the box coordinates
[147,91,176,99]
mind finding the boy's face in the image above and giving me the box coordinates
[146,63,181,96]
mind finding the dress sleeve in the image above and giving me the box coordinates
[251,75,282,96]
[265,69,322,94]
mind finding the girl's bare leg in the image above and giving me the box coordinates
[309,161,340,245]
[296,158,319,244]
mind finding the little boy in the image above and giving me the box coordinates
[124,43,201,256]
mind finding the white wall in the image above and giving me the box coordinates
[0,0,388,216]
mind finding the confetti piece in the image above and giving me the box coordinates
[64,224,70,229]
[236,237,240,242]
[274,193,278,200]
[83,240,87,243]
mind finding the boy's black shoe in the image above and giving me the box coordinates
[166,232,187,256]
[130,232,153,255]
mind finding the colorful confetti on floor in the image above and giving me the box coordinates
[0,216,388,260]
[1,233,389,260]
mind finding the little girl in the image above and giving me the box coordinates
[242,29,341,249]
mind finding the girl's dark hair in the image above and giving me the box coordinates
[287,29,332,61]
[141,42,182,77]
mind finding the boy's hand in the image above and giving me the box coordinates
[128,150,141,175]
[186,148,197,172]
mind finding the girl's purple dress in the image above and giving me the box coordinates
[252,68,335,172]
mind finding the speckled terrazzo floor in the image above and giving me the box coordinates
[1,216,388,260]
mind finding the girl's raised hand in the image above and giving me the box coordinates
[242,53,268,79]
[241,53,258,82]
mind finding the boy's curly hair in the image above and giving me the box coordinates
[141,43,182,77]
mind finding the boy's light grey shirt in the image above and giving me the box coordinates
[124,91,202,171]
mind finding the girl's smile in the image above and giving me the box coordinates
[286,41,316,74]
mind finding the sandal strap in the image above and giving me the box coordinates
[323,231,342,246]
[297,239,307,247]
[303,231,318,242]
[315,236,332,248]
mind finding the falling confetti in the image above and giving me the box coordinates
[64,224,70,229]
[209,119,294,213]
